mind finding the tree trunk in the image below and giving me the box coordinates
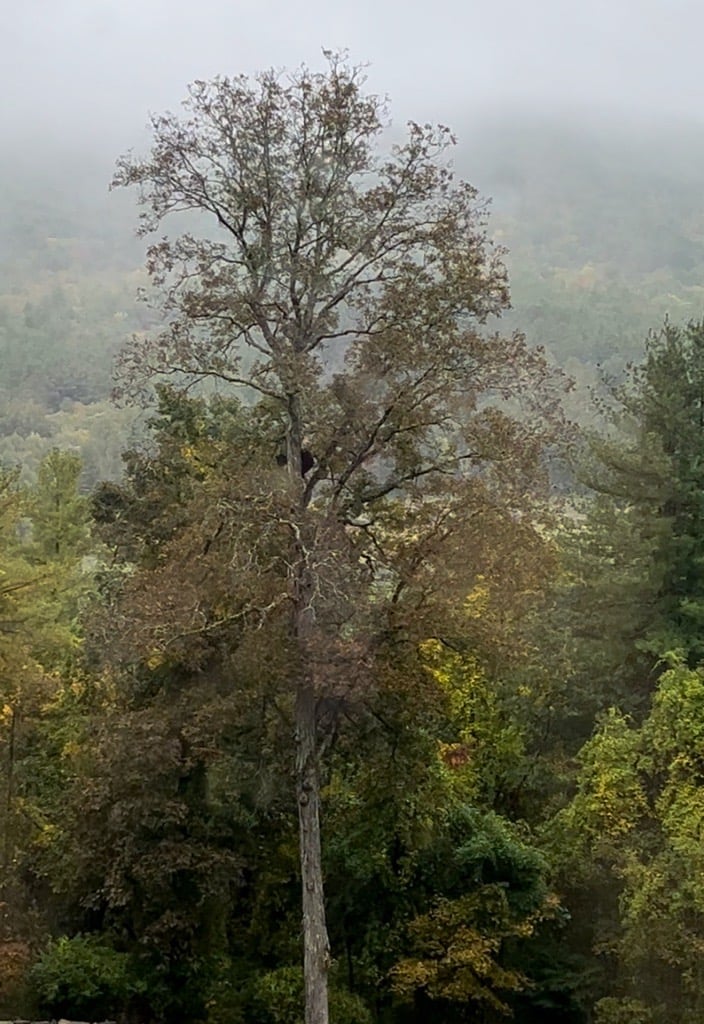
[288,390,330,1024]
[296,681,330,1024]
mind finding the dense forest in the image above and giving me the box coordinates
[3,59,704,1024]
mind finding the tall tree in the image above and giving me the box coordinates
[551,659,704,1024]
[633,320,704,662]
[584,319,704,669]
[112,54,566,1024]
[30,449,90,562]
[0,453,93,1002]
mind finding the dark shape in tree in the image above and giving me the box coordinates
[276,448,315,475]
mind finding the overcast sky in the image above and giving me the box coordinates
[4,0,704,164]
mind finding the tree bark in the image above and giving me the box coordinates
[288,389,330,1024]
[296,680,330,1024]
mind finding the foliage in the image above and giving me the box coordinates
[10,74,704,1024]
[551,660,704,1023]
[594,997,654,1024]
[0,940,32,1015]
[107,54,568,1024]
[583,319,704,667]
[250,967,372,1024]
[30,448,91,561]
[387,806,555,1017]
[30,934,146,1018]
[34,672,248,1022]
[0,448,103,1013]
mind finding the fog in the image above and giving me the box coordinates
[5,0,704,164]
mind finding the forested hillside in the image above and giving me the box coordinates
[472,114,704,369]
[0,155,145,483]
[5,113,704,475]
[3,75,704,1024]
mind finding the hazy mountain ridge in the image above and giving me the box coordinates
[466,114,704,369]
[2,112,704,472]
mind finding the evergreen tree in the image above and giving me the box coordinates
[590,320,704,665]
[30,448,90,562]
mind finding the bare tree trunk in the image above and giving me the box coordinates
[296,681,330,1024]
[288,390,330,1024]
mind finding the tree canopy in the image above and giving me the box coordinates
[107,54,568,1024]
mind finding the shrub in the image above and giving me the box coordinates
[594,997,654,1024]
[251,966,372,1024]
[30,934,145,1019]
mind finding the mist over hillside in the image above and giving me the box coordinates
[2,107,704,471]
[464,112,704,368]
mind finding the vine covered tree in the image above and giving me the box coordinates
[112,54,566,1024]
